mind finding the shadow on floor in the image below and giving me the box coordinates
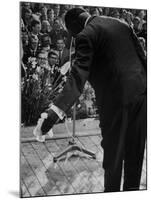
[8,190,19,197]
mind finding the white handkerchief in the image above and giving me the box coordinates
[33,118,45,142]
[33,113,54,142]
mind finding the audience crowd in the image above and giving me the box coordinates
[21,2,147,125]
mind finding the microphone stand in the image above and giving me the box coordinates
[53,37,96,163]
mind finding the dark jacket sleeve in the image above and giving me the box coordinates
[129,26,147,72]
[53,34,93,113]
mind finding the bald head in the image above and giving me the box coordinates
[65,8,90,37]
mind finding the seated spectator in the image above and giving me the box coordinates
[126,11,134,27]
[133,16,141,35]
[48,50,67,87]
[37,51,48,70]
[30,2,41,13]
[89,7,100,16]
[130,9,137,16]
[103,7,111,16]
[44,3,52,10]
[138,22,147,41]
[30,19,41,36]
[48,50,59,72]
[139,37,145,48]
[144,11,147,21]
[22,2,31,10]
[53,4,60,19]
[59,9,68,30]
[47,50,60,84]
[110,9,120,19]
[120,9,127,23]
[41,20,51,34]
[21,18,26,32]
[98,8,103,15]
[139,37,146,55]
[23,35,39,64]
[83,6,90,13]
[47,8,55,27]
[138,10,146,31]
[60,4,71,15]
[40,5,48,21]
[49,18,68,47]
[29,19,42,45]
[32,13,41,22]
[40,33,51,53]
[21,8,32,32]
[21,32,29,50]
[55,37,70,67]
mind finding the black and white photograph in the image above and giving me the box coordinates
[20,1,147,198]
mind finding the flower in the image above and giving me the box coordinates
[58,88,63,93]
[62,76,67,82]
[36,66,41,73]
[32,74,38,80]
[28,57,37,68]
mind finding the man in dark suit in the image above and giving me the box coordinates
[35,8,147,192]
[49,18,68,47]
[55,37,70,67]
[22,35,39,64]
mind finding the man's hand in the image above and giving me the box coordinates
[41,109,59,135]
[33,109,59,142]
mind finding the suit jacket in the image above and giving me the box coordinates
[53,16,147,116]
[22,46,38,64]
[58,48,70,67]
[49,29,68,46]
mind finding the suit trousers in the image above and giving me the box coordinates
[100,94,147,192]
